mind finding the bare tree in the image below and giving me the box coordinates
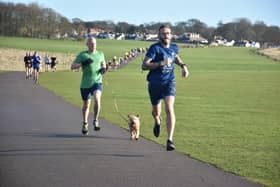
[263,26,280,44]
[252,21,267,44]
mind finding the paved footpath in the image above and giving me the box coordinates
[0,72,263,187]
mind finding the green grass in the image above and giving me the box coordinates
[1,37,280,187]
[40,47,280,187]
[0,36,150,60]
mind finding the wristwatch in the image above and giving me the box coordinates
[180,63,186,68]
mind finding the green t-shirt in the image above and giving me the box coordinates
[75,50,105,88]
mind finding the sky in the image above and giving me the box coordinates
[7,0,280,27]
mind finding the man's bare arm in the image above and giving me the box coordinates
[71,62,81,70]
[142,56,171,70]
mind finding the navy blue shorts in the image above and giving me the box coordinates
[148,81,176,105]
[80,83,102,100]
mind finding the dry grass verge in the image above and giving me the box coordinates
[0,48,76,71]
[257,48,280,61]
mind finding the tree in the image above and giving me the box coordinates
[186,19,207,34]
[234,18,255,40]
[174,21,188,35]
[216,22,236,40]
[263,26,280,44]
[59,17,72,37]
[1,1,280,45]
[115,22,130,33]
[201,27,215,42]
[42,8,57,38]
[252,21,267,44]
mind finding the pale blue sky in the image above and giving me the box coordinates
[7,0,280,27]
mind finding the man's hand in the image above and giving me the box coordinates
[181,65,189,78]
[98,67,106,74]
[81,58,93,66]
[160,57,172,66]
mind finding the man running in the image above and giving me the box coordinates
[44,53,50,72]
[71,37,107,135]
[50,55,57,72]
[32,51,41,84]
[142,25,189,151]
[24,52,32,78]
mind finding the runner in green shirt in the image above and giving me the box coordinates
[71,37,107,135]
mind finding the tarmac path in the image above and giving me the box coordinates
[0,72,263,187]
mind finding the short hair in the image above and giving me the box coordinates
[87,36,96,44]
[158,25,171,32]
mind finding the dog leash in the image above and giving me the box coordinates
[113,96,129,123]
[104,78,129,123]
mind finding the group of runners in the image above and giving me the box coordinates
[23,25,189,151]
[44,54,57,72]
[107,48,146,70]
[24,51,57,84]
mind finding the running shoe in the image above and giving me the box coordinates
[153,117,161,137]
[153,123,160,137]
[166,139,175,151]
[93,120,100,131]
[82,122,89,135]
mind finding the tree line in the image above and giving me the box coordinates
[0,2,72,38]
[1,2,280,45]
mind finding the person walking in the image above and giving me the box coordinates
[71,37,107,135]
[142,25,189,151]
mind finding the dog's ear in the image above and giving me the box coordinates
[136,114,140,118]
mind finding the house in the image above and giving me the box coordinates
[88,28,104,37]
[180,32,208,44]
[97,32,115,39]
[144,34,158,41]
[115,33,125,40]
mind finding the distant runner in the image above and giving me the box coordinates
[24,52,32,78]
[32,51,41,84]
[44,53,50,72]
[50,55,57,72]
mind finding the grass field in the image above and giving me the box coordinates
[1,37,280,187]
[0,36,150,61]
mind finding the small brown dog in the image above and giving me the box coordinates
[128,114,140,140]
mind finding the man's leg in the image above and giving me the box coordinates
[93,90,102,121]
[164,95,176,151]
[152,102,161,137]
[36,68,40,83]
[82,99,91,123]
[152,103,161,125]
[34,69,38,83]
[93,90,102,130]
[80,87,91,135]
[28,67,31,77]
[25,67,28,78]
[164,95,175,141]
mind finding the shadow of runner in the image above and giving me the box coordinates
[0,148,144,158]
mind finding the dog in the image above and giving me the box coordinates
[128,114,140,140]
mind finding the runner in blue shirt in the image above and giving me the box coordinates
[142,25,189,151]
[32,51,41,84]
